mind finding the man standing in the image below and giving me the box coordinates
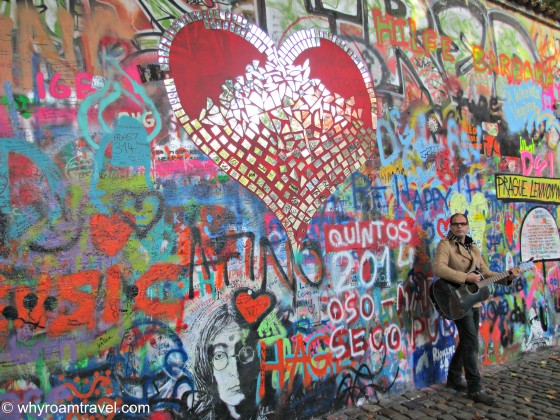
[433,213,520,405]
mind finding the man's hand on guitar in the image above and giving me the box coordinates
[431,260,534,320]
[507,267,522,281]
[465,272,482,283]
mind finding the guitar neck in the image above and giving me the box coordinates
[479,271,509,288]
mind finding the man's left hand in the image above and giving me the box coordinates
[508,267,522,280]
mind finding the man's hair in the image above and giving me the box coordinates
[449,213,469,224]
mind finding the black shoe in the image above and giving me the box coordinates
[468,391,495,405]
[446,381,467,391]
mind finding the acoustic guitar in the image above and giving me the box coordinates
[429,260,534,320]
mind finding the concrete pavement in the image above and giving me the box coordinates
[321,346,560,420]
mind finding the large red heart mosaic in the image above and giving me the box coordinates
[159,11,378,246]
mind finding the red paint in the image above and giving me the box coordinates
[8,155,43,207]
[90,213,134,257]
[0,264,189,336]
[169,21,268,120]
[235,290,274,324]
[134,263,183,320]
[101,265,122,325]
[49,270,100,337]
[436,218,450,238]
[36,72,95,100]
[0,280,9,342]
[33,107,77,126]
[259,334,340,399]
[60,375,112,399]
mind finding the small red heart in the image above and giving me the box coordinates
[437,218,450,238]
[234,289,275,324]
[90,213,134,257]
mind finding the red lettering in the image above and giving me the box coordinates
[37,72,47,100]
[488,50,499,74]
[369,325,384,352]
[472,45,488,72]
[288,334,312,388]
[386,324,402,350]
[345,293,359,324]
[307,334,332,378]
[328,298,344,322]
[372,10,395,46]
[512,57,523,82]
[49,270,100,336]
[49,73,71,99]
[134,263,183,320]
[350,328,367,357]
[499,54,512,80]
[441,36,454,62]
[259,339,285,399]
[76,72,95,99]
[360,295,375,321]
[101,265,121,325]
[422,29,437,54]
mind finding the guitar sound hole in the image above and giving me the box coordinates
[466,284,479,294]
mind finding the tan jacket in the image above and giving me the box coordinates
[433,238,504,308]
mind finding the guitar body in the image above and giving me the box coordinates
[429,276,490,320]
[429,260,533,320]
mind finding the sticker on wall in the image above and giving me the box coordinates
[520,206,560,262]
[137,64,165,83]
[159,11,378,247]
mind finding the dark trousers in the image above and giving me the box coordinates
[447,307,481,393]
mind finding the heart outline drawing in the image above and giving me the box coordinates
[159,11,378,247]
[111,190,164,239]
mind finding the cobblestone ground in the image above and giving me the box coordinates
[315,346,560,420]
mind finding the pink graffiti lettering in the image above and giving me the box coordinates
[521,150,555,177]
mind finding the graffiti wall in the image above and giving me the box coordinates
[0,0,559,418]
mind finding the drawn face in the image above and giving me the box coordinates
[123,330,136,344]
[210,322,255,407]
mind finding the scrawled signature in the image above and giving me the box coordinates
[187,0,231,7]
